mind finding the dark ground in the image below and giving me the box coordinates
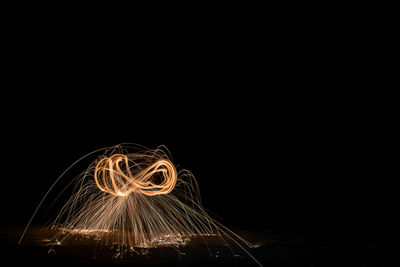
[0,226,391,266]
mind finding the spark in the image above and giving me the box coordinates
[93,154,177,197]
[19,144,261,266]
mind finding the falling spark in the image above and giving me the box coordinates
[19,144,261,266]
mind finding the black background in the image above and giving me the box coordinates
[1,14,392,237]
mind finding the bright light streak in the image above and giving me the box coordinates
[19,144,261,266]
[94,154,177,197]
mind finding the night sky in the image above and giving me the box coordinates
[1,14,390,239]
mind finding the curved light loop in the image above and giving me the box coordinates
[94,154,177,197]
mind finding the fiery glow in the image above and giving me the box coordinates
[19,144,261,266]
[94,154,177,197]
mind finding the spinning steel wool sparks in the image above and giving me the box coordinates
[19,144,261,265]
[94,154,177,197]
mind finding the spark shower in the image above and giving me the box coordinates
[19,144,261,265]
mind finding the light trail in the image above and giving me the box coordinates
[19,144,262,266]
[94,154,177,197]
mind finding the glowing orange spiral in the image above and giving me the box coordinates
[94,154,177,197]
